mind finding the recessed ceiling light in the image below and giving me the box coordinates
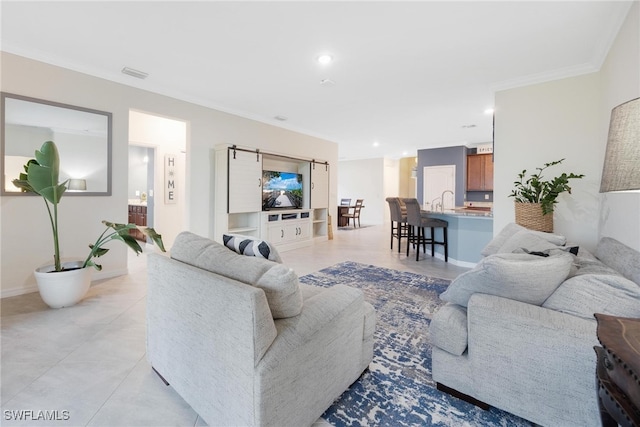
[121,66,148,79]
[373,141,380,147]
[317,54,333,65]
[484,108,494,115]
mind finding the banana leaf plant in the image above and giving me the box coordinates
[12,141,165,272]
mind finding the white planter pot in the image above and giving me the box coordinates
[34,261,92,308]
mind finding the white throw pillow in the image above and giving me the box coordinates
[440,252,574,307]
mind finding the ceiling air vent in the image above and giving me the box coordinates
[121,67,149,79]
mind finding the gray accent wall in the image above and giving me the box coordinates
[417,146,466,207]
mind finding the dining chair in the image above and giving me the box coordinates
[402,198,448,262]
[343,199,364,228]
[386,197,408,252]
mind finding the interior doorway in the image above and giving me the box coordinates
[128,145,155,241]
[128,110,187,249]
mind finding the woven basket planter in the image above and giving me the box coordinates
[514,202,553,232]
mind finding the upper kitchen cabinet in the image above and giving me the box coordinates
[467,154,493,191]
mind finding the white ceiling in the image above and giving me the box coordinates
[1,1,633,160]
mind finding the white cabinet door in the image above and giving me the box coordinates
[268,225,285,243]
[228,149,262,213]
[310,162,329,209]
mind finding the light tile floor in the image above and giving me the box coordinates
[1,223,469,427]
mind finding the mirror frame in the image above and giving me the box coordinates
[0,92,113,196]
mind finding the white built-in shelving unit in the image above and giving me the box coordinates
[213,144,329,251]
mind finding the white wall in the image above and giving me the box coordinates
[0,52,338,297]
[494,73,601,250]
[598,1,640,250]
[338,158,385,225]
[494,2,639,252]
[383,158,400,223]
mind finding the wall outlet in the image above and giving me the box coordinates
[135,190,140,196]
[484,194,490,200]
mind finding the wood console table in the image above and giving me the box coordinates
[594,313,640,427]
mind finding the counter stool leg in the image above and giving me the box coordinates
[430,227,435,257]
[444,227,448,262]
[390,221,394,250]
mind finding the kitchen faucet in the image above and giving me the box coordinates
[430,197,442,212]
[441,190,454,212]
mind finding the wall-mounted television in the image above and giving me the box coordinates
[262,171,303,210]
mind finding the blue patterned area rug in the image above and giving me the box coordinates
[299,261,533,427]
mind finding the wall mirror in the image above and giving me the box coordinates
[1,92,112,196]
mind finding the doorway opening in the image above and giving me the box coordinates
[128,110,187,249]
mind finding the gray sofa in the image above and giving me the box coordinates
[146,232,375,427]
[430,223,640,427]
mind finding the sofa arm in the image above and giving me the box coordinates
[259,284,365,368]
[466,293,599,426]
[255,284,372,426]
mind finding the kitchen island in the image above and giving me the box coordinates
[424,208,493,267]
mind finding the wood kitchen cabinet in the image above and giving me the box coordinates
[128,204,147,241]
[467,154,494,191]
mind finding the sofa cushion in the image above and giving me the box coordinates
[223,234,282,263]
[430,303,468,356]
[496,229,561,254]
[255,264,303,318]
[542,274,640,320]
[570,256,624,279]
[171,232,301,318]
[440,252,573,307]
[595,237,640,286]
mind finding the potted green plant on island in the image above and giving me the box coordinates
[12,140,166,308]
[509,159,584,232]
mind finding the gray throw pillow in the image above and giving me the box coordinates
[440,252,574,307]
[496,229,561,254]
[481,223,567,257]
[223,233,282,263]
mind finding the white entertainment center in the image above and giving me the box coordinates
[213,144,329,251]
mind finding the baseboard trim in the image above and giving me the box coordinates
[1,268,129,299]
[431,252,477,268]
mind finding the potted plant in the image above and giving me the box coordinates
[12,140,165,308]
[509,159,584,232]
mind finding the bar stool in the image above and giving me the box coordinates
[403,198,448,262]
[386,197,408,252]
